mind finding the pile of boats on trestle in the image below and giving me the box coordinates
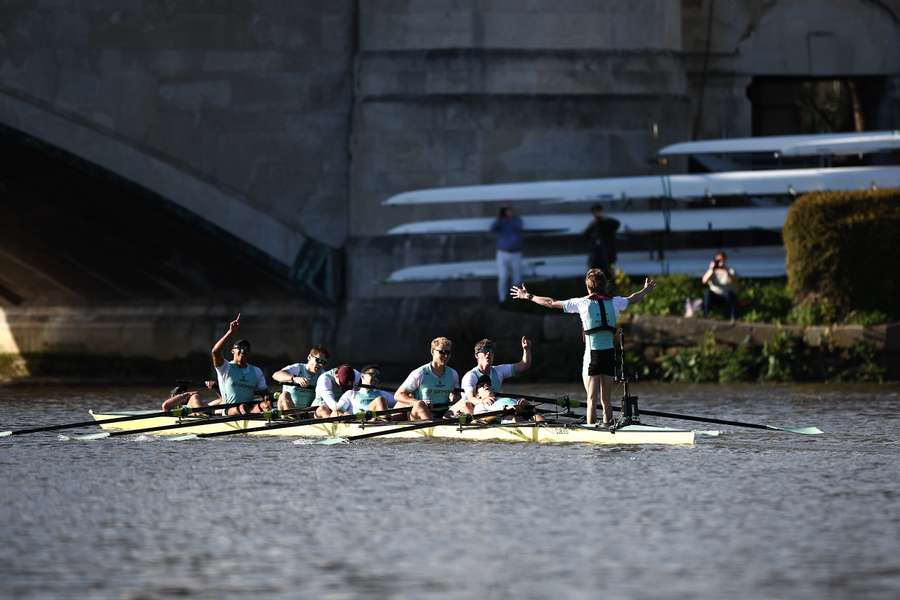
[383,130,900,282]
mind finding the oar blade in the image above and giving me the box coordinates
[773,425,824,435]
[0,431,12,438]
[694,430,722,437]
[314,437,349,445]
[166,434,199,441]
[70,432,111,441]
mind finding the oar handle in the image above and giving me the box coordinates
[505,392,570,405]
[344,406,515,442]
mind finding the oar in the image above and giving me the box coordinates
[169,406,413,441]
[69,406,318,440]
[631,408,823,435]
[359,383,569,411]
[0,395,273,438]
[319,406,515,444]
[535,398,822,435]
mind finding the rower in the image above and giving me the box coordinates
[450,336,532,415]
[335,364,396,415]
[510,271,656,427]
[271,344,329,412]
[160,380,219,412]
[211,313,269,416]
[394,336,461,421]
[313,363,361,418]
[471,375,544,423]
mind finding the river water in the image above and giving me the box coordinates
[1,383,899,600]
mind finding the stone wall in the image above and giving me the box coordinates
[350,0,692,299]
[0,1,355,260]
[680,0,900,140]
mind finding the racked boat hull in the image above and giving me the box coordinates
[90,411,695,445]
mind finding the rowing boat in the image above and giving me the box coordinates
[89,410,695,445]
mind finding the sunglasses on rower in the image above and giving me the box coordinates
[434,348,451,356]
[310,355,328,366]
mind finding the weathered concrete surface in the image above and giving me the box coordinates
[0,2,355,256]
[350,1,693,299]
[0,304,336,361]
[360,1,682,51]
[680,0,900,140]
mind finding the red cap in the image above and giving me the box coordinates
[335,364,355,391]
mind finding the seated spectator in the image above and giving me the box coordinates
[701,251,738,320]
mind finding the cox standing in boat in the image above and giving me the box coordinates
[395,337,461,421]
[211,313,270,416]
[510,270,656,426]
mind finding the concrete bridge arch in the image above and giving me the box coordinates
[0,86,307,270]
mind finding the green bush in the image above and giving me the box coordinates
[844,310,891,326]
[787,296,838,326]
[659,334,764,383]
[838,342,886,382]
[621,274,795,323]
[784,188,900,321]
[739,280,793,323]
[760,332,810,382]
[654,330,885,383]
[718,340,762,382]
[626,274,701,317]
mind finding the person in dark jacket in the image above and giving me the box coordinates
[583,204,620,280]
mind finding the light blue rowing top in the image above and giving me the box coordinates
[280,364,320,408]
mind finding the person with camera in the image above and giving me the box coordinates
[701,251,738,320]
[491,205,524,304]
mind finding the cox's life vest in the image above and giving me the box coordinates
[583,295,617,351]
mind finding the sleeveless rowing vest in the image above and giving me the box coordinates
[416,365,455,407]
[220,361,259,404]
[584,297,617,351]
[281,364,320,408]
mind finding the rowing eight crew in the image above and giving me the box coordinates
[162,269,658,426]
[162,314,539,423]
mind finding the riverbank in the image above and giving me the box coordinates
[1,302,897,384]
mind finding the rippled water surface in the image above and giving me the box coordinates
[2,383,900,600]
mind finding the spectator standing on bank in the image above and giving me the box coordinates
[491,206,524,304]
[702,251,738,320]
[583,204,620,280]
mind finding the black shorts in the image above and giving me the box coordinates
[587,348,615,377]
